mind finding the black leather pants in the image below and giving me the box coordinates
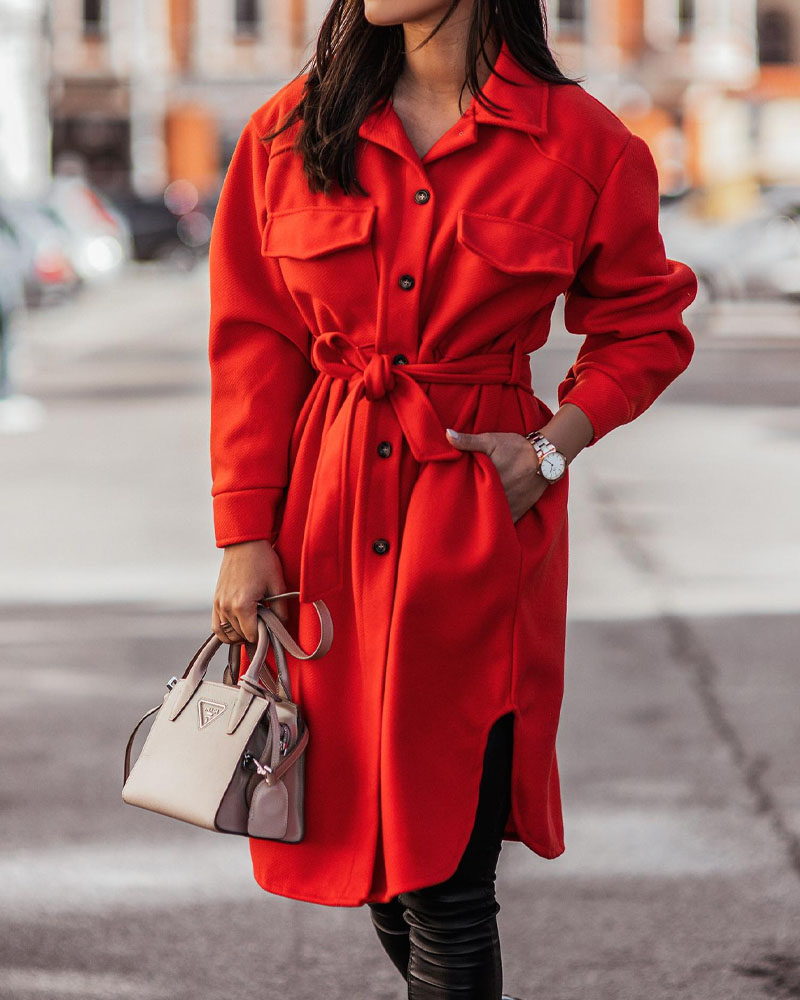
[367,711,514,999]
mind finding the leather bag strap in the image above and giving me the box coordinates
[228,593,334,698]
[256,592,334,660]
[123,700,163,784]
[260,724,310,786]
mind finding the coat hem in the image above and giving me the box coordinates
[246,704,566,908]
[247,825,566,908]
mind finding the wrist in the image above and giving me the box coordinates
[535,423,574,466]
[223,538,275,554]
[537,403,594,464]
[523,443,547,485]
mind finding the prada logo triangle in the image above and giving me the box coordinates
[198,699,226,729]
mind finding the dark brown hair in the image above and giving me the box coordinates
[259,0,582,196]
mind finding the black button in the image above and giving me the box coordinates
[377,441,392,457]
[392,353,409,366]
[398,274,415,290]
[414,188,430,204]
[372,538,390,555]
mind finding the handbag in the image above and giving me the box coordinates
[121,591,333,842]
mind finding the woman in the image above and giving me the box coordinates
[207,0,697,994]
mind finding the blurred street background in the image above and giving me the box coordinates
[1,1,799,999]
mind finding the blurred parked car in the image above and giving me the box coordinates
[46,175,133,284]
[659,194,800,309]
[0,198,80,308]
[108,180,216,271]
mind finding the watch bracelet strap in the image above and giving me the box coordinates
[524,429,567,482]
[524,430,556,458]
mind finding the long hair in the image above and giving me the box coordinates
[259,1,581,197]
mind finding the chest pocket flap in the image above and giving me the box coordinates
[457,210,574,277]
[262,205,377,259]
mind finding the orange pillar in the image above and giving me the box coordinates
[169,0,194,73]
[164,104,219,196]
[615,0,645,57]
[290,0,306,59]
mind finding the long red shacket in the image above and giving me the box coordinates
[207,38,697,908]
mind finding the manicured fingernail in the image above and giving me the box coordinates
[446,428,460,439]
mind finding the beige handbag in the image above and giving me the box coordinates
[121,592,333,842]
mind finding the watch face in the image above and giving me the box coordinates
[541,452,566,481]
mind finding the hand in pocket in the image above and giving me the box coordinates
[445,428,550,523]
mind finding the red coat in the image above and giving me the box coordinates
[208,38,696,907]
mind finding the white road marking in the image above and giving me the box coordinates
[0,967,166,998]
[0,807,775,923]
[0,837,272,918]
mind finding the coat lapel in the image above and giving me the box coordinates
[356,37,550,164]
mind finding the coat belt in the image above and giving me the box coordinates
[297,331,534,601]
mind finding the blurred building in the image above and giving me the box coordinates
[0,0,51,198]
[48,0,312,198]
[3,0,797,211]
[547,0,800,215]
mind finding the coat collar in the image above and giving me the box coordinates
[470,37,550,137]
[357,37,550,151]
[269,39,550,160]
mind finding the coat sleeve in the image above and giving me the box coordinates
[208,114,317,547]
[556,132,697,446]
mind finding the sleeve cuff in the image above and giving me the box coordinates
[557,368,633,447]
[212,487,285,547]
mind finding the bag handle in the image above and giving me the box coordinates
[226,593,333,697]
[255,592,333,661]
[122,594,333,784]
[122,618,274,784]
[168,614,272,722]
[238,610,292,701]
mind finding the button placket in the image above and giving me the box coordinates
[367,168,431,567]
[376,165,431,364]
[365,394,398,562]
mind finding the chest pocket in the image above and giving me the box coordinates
[262,205,376,259]
[454,210,575,313]
[261,205,378,322]
[457,210,574,275]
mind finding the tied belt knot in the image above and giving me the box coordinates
[362,352,397,401]
[297,331,534,601]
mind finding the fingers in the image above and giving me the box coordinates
[236,605,260,645]
[262,577,290,624]
[446,428,493,452]
[212,599,256,644]
[212,539,286,643]
[211,605,241,645]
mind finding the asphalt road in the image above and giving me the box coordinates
[0,262,798,1000]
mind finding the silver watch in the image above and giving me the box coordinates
[524,430,567,483]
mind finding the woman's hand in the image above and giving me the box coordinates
[212,539,290,644]
[445,428,549,523]
[445,405,593,521]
